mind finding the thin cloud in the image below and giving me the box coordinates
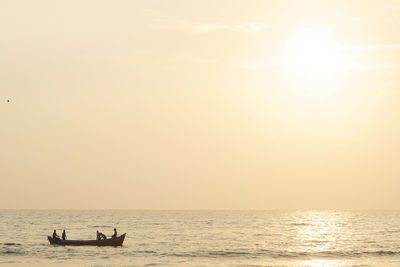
[341,16,367,25]
[327,16,367,25]
[341,44,400,51]
[237,59,400,73]
[344,62,400,71]
[190,22,269,33]
[145,10,268,34]
[387,0,400,11]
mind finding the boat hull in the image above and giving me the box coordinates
[48,233,126,246]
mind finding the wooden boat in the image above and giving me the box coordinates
[48,233,126,246]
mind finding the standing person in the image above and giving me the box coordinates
[96,230,100,240]
[111,228,117,238]
[62,230,66,240]
[52,230,59,239]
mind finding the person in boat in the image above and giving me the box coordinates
[62,230,66,240]
[99,232,107,240]
[111,228,117,238]
[96,230,100,240]
[52,230,59,239]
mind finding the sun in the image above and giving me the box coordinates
[285,28,348,77]
[266,27,359,122]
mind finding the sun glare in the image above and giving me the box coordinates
[285,28,348,77]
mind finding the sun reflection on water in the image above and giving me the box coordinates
[299,259,348,267]
[293,211,353,253]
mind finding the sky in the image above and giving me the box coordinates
[1,0,400,209]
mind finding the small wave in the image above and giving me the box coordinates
[208,251,250,257]
[385,229,400,233]
[2,251,18,254]
[3,243,21,246]
[161,250,253,259]
[369,250,400,256]
[267,249,400,258]
[134,250,157,254]
[308,239,328,243]
[317,250,400,257]
[291,223,310,226]
[0,250,25,255]
[161,249,400,259]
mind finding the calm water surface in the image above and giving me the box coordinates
[1,210,400,266]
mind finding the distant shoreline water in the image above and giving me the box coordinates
[1,210,400,266]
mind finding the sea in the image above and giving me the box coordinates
[1,210,400,267]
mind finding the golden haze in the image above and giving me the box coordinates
[1,0,400,209]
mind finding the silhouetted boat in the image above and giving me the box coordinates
[47,233,126,246]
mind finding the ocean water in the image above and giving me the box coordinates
[1,210,400,267]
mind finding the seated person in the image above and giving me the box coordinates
[99,232,107,240]
[111,228,117,238]
[52,230,60,239]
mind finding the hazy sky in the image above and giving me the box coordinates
[2,0,400,209]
